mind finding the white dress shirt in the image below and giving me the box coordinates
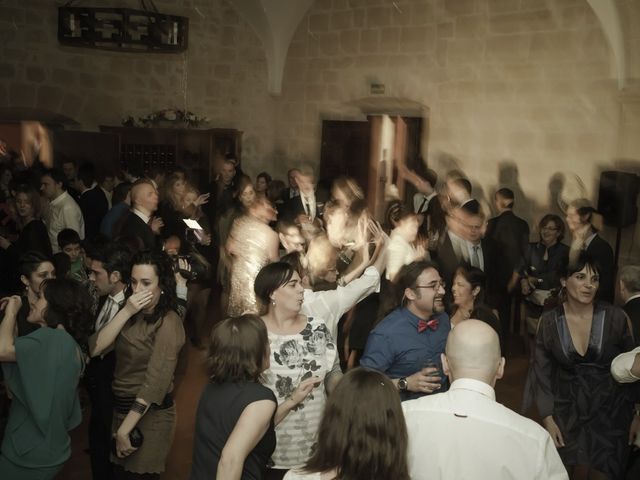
[300,193,317,221]
[386,230,421,281]
[466,241,485,271]
[95,289,126,332]
[132,208,151,224]
[45,190,85,252]
[414,191,437,214]
[302,266,380,341]
[611,346,640,384]
[403,378,568,480]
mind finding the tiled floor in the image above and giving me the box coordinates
[57,334,533,480]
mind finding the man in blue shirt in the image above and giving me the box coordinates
[360,260,450,400]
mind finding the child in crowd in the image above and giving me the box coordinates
[57,228,87,282]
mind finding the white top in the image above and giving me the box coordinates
[611,346,640,384]
[262,316,337,469]
[283,470,321,480]
[413,191,437,214]
[402,378,568,480]
[386,229,420,280]
[302,266,380,341]
[466,240,485,271]
[94,289,126,332]
[300,193,317,221]
[45,191,85,252]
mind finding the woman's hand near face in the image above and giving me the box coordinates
[124,291,154,316]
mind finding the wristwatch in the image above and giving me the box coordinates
[398,377,408,392]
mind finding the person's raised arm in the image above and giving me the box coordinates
[217,399,276,480]
[89,291,153,357]
[0,296,21,362]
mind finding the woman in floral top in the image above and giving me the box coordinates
[254,262,337,480]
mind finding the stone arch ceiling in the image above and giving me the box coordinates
[229,0,637,94]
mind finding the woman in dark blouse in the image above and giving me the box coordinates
[0,185,52,258]
[190,314,276,480]
[518,214,569,322]
[524,253,636,479]
[449,265,500,336]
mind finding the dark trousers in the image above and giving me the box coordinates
[264,469,288,480]
[85,352,116,480]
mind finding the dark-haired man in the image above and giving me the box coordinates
[360,260,450,400]
[77,162,109,241]
[85,243,132,480]
[41,168,84,253]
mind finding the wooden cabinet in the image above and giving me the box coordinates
[99,126,242,186]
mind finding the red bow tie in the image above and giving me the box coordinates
[418,318,439,333]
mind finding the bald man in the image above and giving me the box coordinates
[403,320,568,480]
[117,179,162,250]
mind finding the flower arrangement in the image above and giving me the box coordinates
[122,109,208,128]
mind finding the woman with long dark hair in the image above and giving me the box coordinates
[283,368,410,480]
[0,278,92,479]
[91,250,185,480]
[524,252,636,479]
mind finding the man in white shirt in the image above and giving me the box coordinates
[40,167,85,253]
[403,320,568,480]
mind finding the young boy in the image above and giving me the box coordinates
[57,228,87,282]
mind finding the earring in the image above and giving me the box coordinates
[271,300,276,306]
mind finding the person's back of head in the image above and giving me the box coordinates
[443,319,504,387]
[112,181,132,205]
[619,265,640,302]
[77,162,96,190]
[495,187,515,212]
[303,368,410,480]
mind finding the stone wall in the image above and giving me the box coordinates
[277,0,628,207]
[0,0,638,260]
[0,0,275,172]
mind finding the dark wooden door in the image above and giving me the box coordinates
[319,120,371,194]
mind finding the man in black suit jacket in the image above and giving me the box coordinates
[117,179,160,250]
[280,165,329,225]
[585,233,615,304]
[486,188,529,275]
[77,163,109,241]
[435,204,510,334]
[619,265,640,344]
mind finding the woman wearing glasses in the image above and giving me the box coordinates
[524,253,636,480]
[516,214,569,332]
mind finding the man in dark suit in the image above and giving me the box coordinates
[619,265,640,344]
[280,164,329,226]
[77,163,109,241]
[281,167,301,201]
[486,188,530,328]
[436,204,510,334]
[486,188,529,273]
[85,242,131,480]
[585,233,615,303]
[117,179,161,250]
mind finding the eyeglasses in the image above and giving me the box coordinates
[415,281,446,290]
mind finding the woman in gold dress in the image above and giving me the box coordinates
[226,195,279,316]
